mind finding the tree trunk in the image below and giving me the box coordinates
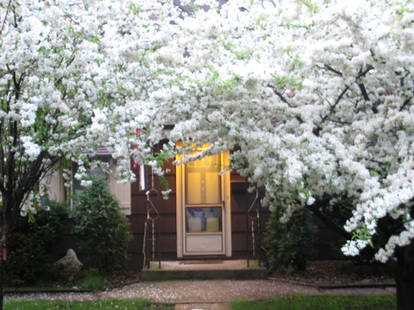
[0,225,6,310]
[395,244,414,310]
[395,264,414,310]
[0,198,10,310]
[0,246,3,310]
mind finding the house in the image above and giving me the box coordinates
[45,147,270,271]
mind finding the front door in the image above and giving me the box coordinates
[176,151,231,257]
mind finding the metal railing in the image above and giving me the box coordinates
[246,188,262,267]
[141,167,161,269]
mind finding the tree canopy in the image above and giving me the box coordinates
[117,0,414,265]
[1,2,414,308]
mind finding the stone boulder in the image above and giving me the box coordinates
[54,249,83,282]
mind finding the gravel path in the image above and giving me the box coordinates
[5,279,395,304]
[5,280,318,303]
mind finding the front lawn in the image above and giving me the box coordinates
[4,299,174,310]
[231,295,396,310]
[5,295,396,310]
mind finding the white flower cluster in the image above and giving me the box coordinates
[121,0,413,264]
[20,191,40,217]
[375,220,414,263]
[20,136,41,161]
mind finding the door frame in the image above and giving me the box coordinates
[176,151,232,257]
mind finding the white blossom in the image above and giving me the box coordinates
[20,136,41,161]
[1,0,414,271]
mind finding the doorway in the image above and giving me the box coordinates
[176,150,231,257]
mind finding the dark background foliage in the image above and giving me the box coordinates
[5,201,69,286]
[264,206,316,273]
[5,177,133,286]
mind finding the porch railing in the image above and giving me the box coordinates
[141,167,161,269]
[246,188,262,267]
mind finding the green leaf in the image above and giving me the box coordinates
[37,46,47,55]
[88,36,100,44]
[129,3,143,14]
[370,169,380,177]
[28,212,36,223]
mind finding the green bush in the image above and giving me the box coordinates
[264,206,315,273]
[5,201,69,286]
[78,269,105,291]
[73,177,132,274]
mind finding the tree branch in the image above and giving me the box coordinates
[324,64,343,77]
[399,97,412,112]
[327,118,352,126]
[0,0,12,36]
[267,83,304,124]
[356,66,373,101]
[314,65,374,136]
[358,65,374,78]
[267,83,289,104]
[358,83,369,101]
[313,85,350,136]
[307,199,353,240]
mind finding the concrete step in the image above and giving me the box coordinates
[141,259,267,281]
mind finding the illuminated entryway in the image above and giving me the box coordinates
[176,149,231,257]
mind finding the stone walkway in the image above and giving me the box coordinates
[104,279,320,303]
[5,280,317,303]
[175,303,231,310]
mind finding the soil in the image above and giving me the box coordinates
[269,260,395,286]
[104,260,395,289]
[104,270,141,289]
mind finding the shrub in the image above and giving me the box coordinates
[78,269,105,291]
[264,206,315,273]
[73,177,132,274]
[5,201,69,286]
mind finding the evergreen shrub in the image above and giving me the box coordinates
[264,206,315,273]
[73,177,132,273]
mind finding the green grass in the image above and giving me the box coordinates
[231,295,396,310]
[78,273,105,291]
[4,299,174,310]
[4,295,396,310]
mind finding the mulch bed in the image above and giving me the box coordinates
[105,270,141,289]
[107,260,395,289]
[268,260,395,287]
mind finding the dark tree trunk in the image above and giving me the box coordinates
[0,196,14,310]
[0,221,7,310]
[395,243,414,310]
[0,243,3,310]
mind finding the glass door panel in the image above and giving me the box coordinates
[186,207,222,233]
[185,154,221,204]
[183,153,225,255]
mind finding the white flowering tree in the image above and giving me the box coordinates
[1,0,414,309]
[0,0,165,307]
[120,1,412,308]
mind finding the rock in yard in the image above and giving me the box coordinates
[54,249,83,282]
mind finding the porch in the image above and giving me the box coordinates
[129,152,270,273]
